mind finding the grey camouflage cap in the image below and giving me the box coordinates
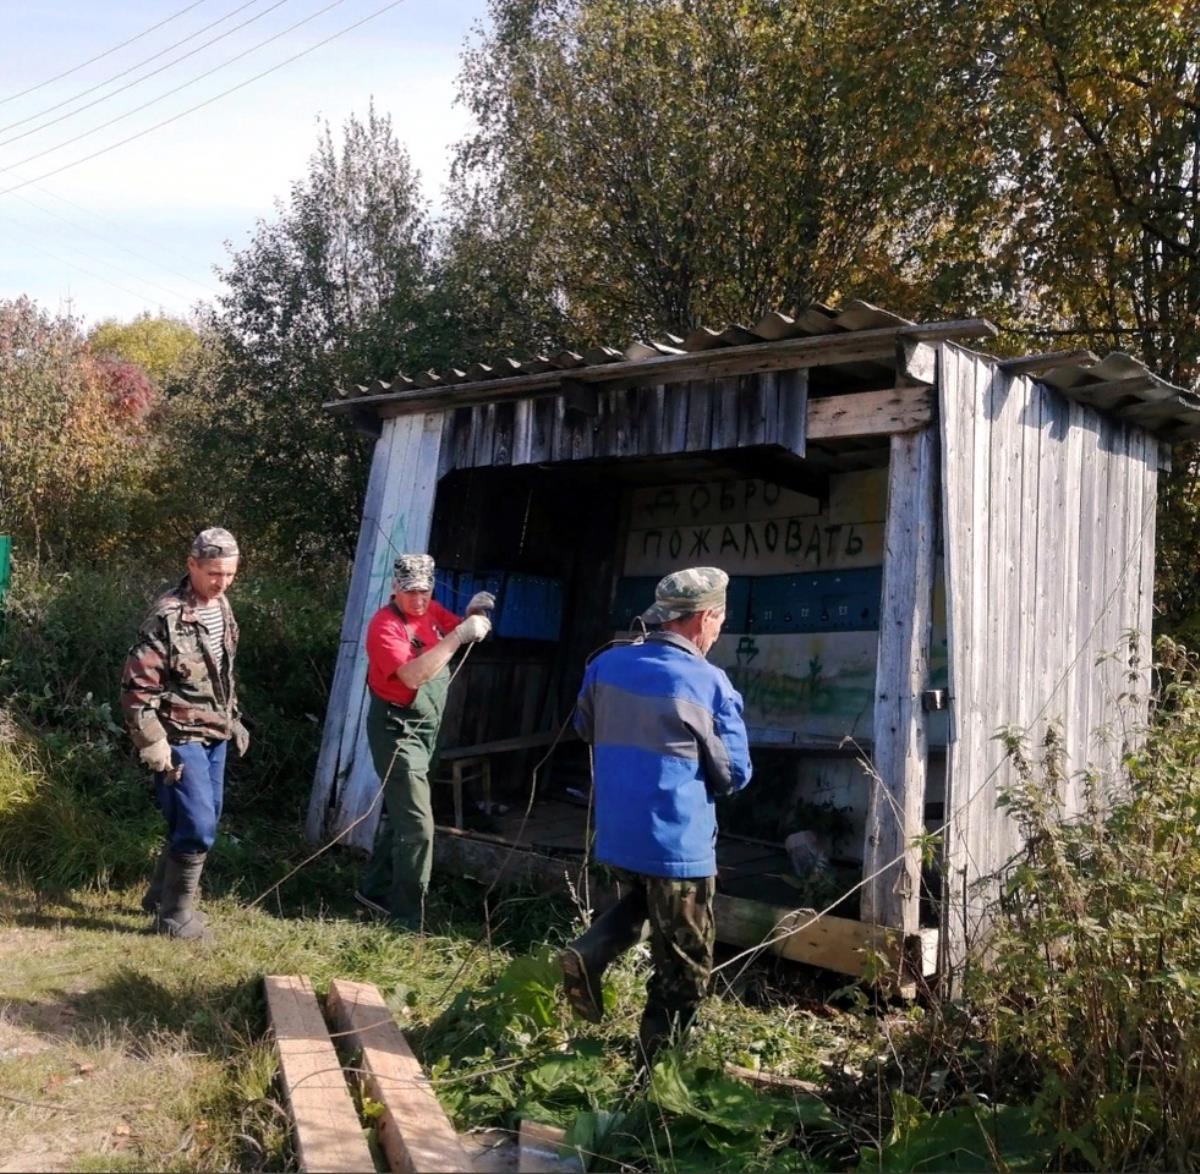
[641,566,729,625]
[393,553,435,592]
[190,527,239,560]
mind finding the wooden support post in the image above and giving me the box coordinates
[264,975,374,1174]
[326,979,472,1174]
[862,427,937,933]
[315,410,446,850]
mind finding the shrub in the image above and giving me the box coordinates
[901,640,1200,1171]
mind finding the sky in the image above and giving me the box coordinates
[0,0,490,325]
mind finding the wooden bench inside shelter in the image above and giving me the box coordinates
[436,730,573,829]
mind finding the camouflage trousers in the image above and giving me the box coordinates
[569,870,715,1062]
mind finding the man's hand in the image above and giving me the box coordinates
[466,591,496,616]
[453,614,492,644]
[232,718,250,758]
[139,739,181,780]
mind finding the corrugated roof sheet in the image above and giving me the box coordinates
[338,300,1199,440]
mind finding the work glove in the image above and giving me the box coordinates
[232,718,250,758]
[466,591,496,616]
[453,614,492,644]
[140,739,182,781]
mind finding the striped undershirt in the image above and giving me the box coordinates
[195,602,226,673]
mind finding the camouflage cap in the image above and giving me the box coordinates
[641,566,729,625]
[393,553,435,592]
[190,527,239,560]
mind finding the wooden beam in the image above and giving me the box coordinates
[264,975,374,1174]
[434,829,935,981]
[999,348,1098,375]
[807,386,933,441]
[862,428,937,934]
[326,321,997,418]
[326,980,472,1174]
[896,338,936,386]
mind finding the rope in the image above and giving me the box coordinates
[711,487,1159,982]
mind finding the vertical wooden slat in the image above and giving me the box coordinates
[735,372,769,447]
[328,411,445,848]
[936,344,974,977]
[685,380,713,452]
[492,401,515,467]
[710,376,740,450]
[307,421,398,842]
[511,398,534,465]
[662,382,690,452]
[862,427,937,933]
[777,368,808,457]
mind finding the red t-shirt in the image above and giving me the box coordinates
[365,599,462,707]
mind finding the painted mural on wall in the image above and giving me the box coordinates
[620,472,949,746]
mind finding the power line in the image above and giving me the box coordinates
[0,0,410,201]
[0,0,350,175]
[0,1,211,108]
[0,0,295,147]
[12,186,220,298]
[0,210,194,311]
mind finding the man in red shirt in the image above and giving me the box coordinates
[357,553,493,929]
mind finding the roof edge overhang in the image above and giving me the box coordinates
[325,318,998,418]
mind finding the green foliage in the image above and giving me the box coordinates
[884,641,1200,1170]
[204,104,440,563]
[452,0,948,341]
[0,562,340,891]
[87,313,203,391]
[0,297,161,564]
[859,1093,1051,1173]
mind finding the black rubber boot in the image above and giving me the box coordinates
[561,891,648,1022]
[156,852,209,941]
[140,845,170,914]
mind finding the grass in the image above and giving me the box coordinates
[0,763,881,1174]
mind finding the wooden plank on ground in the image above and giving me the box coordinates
[264,975,374,1174]
[326,980,471,1174]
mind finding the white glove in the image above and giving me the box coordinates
[139,739,175,774]
[466,591,496,616]
[453,614,492,644]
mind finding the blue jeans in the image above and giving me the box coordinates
[154,740,227,856]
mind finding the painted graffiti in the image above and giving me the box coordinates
[636,518,865,566]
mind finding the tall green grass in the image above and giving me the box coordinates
[0,560,343,892]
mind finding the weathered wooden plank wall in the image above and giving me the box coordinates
[306,410,444,849]
[861,427,937,933]
[436,372,808,472]
[938,343,1159,976]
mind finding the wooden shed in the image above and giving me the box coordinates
[306,301,1200,987]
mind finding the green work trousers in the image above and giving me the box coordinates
[360,675,447,929]
[570,870,716,1063]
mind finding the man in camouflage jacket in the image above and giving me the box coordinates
[121,527,249,940]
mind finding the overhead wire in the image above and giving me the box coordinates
[0,0,352,176]
[0,209,195,310]
[0,0,210,108]
[0,0,410,201]
[21,183,222,296]
[711,487,1159,986]
[0,0,294,141]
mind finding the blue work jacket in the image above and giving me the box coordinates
[574,631,753,878]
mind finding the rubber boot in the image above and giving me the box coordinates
[561,891,648,1022]
[156,852,209,941]
[140,845,170,914]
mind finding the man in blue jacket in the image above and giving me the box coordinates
[561,566,752,1063]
